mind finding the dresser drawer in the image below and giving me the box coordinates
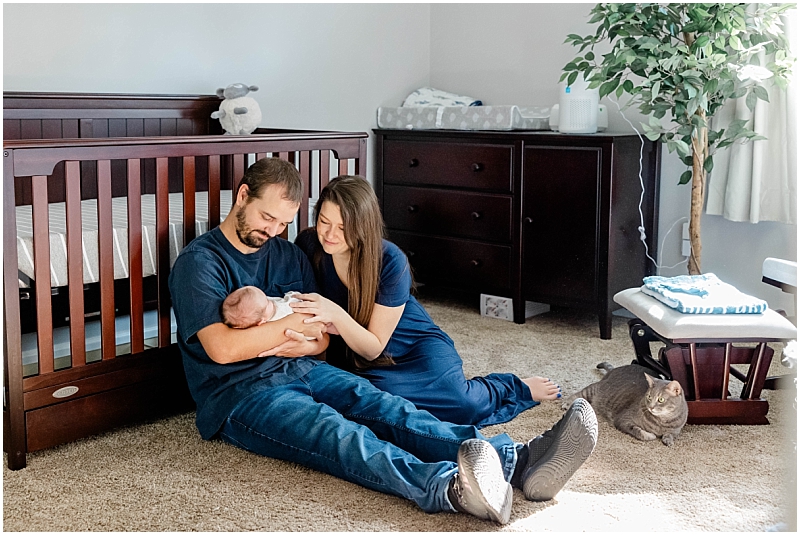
[383,140,513,192]
[383,185,512,242]
[389,231,511,291]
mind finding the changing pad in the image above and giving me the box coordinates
[377,105,551,131]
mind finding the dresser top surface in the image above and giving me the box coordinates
[373,128,644,141]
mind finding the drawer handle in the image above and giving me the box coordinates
[471,211,482,220]
[471,163,484,172]
[409,158,419,168]
[524,216,533,224]
[470,259,482,267]
[407,205,418,213]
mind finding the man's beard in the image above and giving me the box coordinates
[235,206,269,249]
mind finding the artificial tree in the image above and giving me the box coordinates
[562,3,795,274]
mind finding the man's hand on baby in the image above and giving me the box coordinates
[323,322,340,336]
[257,327,322,358]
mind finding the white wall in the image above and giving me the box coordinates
[4,3,796,312]
[430,3,797,313]
[3,3,431,176]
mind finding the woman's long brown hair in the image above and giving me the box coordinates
[313,175,394,369]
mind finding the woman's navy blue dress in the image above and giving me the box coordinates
[295,233,537,428]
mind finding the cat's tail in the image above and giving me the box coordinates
[596,362,614,373]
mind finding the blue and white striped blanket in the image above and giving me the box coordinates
[641,274,767,314]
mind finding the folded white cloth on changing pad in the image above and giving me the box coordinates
[402,87,482,107]
[641,273,768,314]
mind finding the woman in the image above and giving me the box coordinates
[292,175,560,427]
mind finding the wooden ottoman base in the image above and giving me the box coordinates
[628,319,774,425]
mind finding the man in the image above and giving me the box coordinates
[168,157,598,524]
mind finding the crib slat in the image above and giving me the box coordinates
[208,154,221,229]
[31,175,54,375]
[127,159,144,354]
[4,150,27,469]
[338,158,348,176]
[298,151,311,232]
[233,153,245,185]
[319,150,331,190]
[156,157,171,347]
[65,161,86,367]
[183,156,196,245]
[97,160,116,360]
[356,138,366,175]
[256,153,266,161]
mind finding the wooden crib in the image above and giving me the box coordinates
[3,92,368,469]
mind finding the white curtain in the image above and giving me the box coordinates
[706,12,797,224]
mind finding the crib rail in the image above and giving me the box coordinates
[3,132,367,467]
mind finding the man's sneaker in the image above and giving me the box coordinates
[512,398,598,501]
[447,439,513,524]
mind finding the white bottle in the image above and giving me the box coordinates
[558,76,599,134]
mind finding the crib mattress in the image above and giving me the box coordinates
[376,105,551,131]
[16,190,233,288]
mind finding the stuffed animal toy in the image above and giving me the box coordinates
[211,83,262,135]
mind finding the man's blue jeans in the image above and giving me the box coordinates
[219,361,520,513]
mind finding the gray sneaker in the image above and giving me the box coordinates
[516,398,598,501]
[447,439,513,524]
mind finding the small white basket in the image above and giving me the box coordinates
[480,294,550,321]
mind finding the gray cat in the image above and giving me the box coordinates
[563,363,688,446]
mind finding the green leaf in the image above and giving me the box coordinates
[674,139,692,158]
[729,34,742,50]
[567,71,578,86]
[645,130,662,141]
[599,77,620,98]
[623,79,634,93]
[753,85,770,103]
[679,170,693,185]
[703,155,714,174]
[746,90,757,112]
[585,51,595,61]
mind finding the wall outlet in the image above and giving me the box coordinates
[681,222,690,257]
[480,294,550,321]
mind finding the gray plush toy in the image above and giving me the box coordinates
[211,83,262,135]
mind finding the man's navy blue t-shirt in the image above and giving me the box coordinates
[168,227,319,439]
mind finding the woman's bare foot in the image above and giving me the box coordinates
[522,376,561,401]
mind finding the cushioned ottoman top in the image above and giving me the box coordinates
[614,287,797,342]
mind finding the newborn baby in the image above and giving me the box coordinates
[221,286,302,328]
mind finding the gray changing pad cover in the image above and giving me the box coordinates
[377,105,551,131]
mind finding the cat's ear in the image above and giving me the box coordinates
[644,373,655,387]
[667,380,682,397]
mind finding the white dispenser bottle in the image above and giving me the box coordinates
[557,76,600,134]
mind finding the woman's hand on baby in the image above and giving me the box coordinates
[290,293,345,326]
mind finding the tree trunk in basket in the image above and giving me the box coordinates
[688,111,707,275]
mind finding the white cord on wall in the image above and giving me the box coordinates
[610,98,689,272]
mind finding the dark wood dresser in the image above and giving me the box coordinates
[373,129,661,339]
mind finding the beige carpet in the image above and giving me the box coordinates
[4,291,797,532]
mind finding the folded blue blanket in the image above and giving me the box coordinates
[642,273,767,314]
[643,274,718,297]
